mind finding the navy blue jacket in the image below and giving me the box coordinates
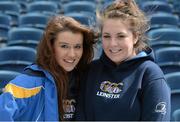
[75,48,171,121]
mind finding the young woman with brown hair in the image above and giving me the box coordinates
[0,15,96,121]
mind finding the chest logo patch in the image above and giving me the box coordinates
[96,81,123,99]
[63,99,76,119]
[100,81,123,93]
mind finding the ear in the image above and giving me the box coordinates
[133,32,138,45]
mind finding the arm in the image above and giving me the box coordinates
[141,78,171,121]
[0,92,21,121]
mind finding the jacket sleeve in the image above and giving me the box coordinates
[0,92,26,121]
[141,78,171,121]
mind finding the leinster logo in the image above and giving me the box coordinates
[63,99,76,119]
[155,102,166,115]
[100,81,123,94]
[96,81,123,99]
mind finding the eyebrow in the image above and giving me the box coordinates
[102,32,110,35]
[117,32,125,35]
[58,42,83,45]
[102,32,125,35]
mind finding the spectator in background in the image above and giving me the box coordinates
[0,15,96,121]
[75,0,171,121]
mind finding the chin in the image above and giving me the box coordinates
[66,68,75,72]
[112,58,124,64]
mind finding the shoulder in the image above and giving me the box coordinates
[138,60,166,87]
[10,73,44,88]
[4,74,45,99]
[140,60,164,77]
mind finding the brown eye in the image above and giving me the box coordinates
[60,45,68,48]
[75,45,82,49]
[103,35,110,38]
[118,35,125,38]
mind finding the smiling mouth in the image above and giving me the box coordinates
[109,49,122,53]
[64,59,75,63]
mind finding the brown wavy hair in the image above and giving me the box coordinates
[36,15,96,120]
[98,0,150,53]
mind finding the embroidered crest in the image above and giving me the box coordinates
[155,102,166,115]
[100,81,123,94]
[63,99,76,119]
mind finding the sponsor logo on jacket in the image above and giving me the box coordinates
[96,81,123,99]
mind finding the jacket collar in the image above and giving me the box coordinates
[24,64,55,84]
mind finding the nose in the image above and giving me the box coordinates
[109,38,118,47]
[68,48,76,58]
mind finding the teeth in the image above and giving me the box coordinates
[64,59,75,63]
[110,49,121,53]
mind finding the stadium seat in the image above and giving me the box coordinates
[136,0,168,3]
[7,27,43,48]
[63,1,96,13]
[0,46,36,73]
[171,90,180,121]
[141,1,173,14]
[149,13,179,30]
[173,109,180,121]
[27,1,58,16]
[160,63,180,74]
[150,41,180,52]
[165,72,180,90]
[0,14,11,43]
[155,47,180,63]
[30,0,62,11]
[65,13,94,26]
[0,2,20,26]
[172,0,180,15]
[19,13,50,30]
[148,28,180,42]
[155,47,180,74]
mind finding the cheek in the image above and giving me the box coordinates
[77,49,83,58]
[102,40,108,49]
[55,48,64,59]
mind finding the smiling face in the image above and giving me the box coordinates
[102,19,138,65]
[53,31,83,72]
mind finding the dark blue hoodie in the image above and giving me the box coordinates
[75,48,171,121]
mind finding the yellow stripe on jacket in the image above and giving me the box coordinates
[4,83,42,98]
